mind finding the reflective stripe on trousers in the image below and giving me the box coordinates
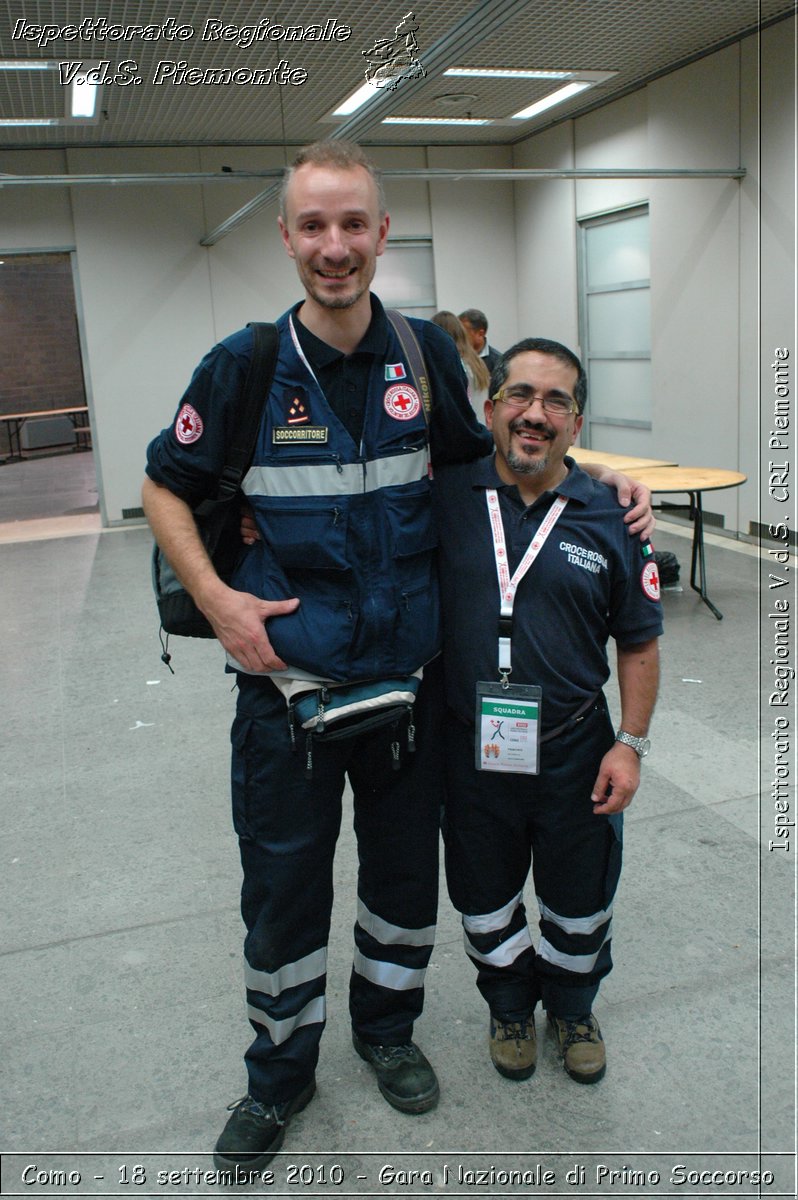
[443,698,622,1018]
[232,663,444,1103]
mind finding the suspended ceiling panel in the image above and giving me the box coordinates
[0,0,792,149]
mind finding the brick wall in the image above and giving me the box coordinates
[0,253,86,453]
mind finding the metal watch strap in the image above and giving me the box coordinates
[615,730,650,758]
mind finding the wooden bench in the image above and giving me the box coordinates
[0,406,90,460]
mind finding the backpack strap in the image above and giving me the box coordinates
[386,309,432,423]
[195,322,279,515]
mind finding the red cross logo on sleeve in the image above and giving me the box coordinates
[641,559,661,600]
[175,403,204,445]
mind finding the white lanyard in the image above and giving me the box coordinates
[485,489,568,681]
[287,313,323,391]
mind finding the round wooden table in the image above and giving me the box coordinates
[570,448,678,472]
[630,467,748,620]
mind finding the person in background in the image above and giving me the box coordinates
[459,308,502,375]
[432,310,490,424]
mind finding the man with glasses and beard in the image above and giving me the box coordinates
[434,338,662,1088]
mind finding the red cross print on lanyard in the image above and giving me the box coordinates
[485,490,569,687]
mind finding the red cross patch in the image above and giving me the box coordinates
[641,559,661,601]
[175,403,203,445]
[384,383,421,421]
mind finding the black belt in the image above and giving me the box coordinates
[539,693,602,744]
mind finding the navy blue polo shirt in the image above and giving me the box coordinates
[432,453,663,732]
[292,305,378,444]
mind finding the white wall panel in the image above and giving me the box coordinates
[512,123,578,353]
[0,150,75,249]
[427,145,517,354]
[575,89,650,219]
[197,145,301,342]
[67,147,215,524]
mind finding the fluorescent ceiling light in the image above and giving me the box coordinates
[0,117,58,126]
[512,81,592,120]
[329,67,615,127]
[0,58,99,121]
[70,73,98,118]
[0,60,53,70]
[445,67,572,79]
[383,116,492,126]
[333,81,381,116]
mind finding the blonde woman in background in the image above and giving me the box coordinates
[431,310,491,424]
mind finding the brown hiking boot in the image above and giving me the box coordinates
[547,1012,606,1083]
[489,1014,537,1080]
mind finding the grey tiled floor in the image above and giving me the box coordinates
[0,456,793,1194]
[0,448,98,523]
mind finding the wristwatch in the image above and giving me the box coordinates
[615,730,650,759]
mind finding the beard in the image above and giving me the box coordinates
[299,258,373,311]
[506,419,555,476]
[507,448,549,476]
[312,290,362,310]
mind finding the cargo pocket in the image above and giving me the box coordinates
[247,503,358,678]
[382,480,438,584]
[382,483,440,669]
[261,501,350,571]
[231,716,255,842]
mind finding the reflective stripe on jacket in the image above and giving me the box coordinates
[232,309,440,681]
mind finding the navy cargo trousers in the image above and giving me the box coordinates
[231,659,444,1105]
[442,696,623,1021]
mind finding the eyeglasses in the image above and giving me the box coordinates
[492,386,578,417]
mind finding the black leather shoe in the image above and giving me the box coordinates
[353,1032,439,1113]
[213,1077,316,1171]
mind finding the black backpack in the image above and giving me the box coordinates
[151,322,279,645]
[653,549,680,586]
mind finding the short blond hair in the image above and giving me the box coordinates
[280,140,387,220]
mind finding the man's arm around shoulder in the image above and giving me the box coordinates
[578,461,655,541]
[142,477,298,673]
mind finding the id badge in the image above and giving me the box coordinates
[475,682,542,775]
